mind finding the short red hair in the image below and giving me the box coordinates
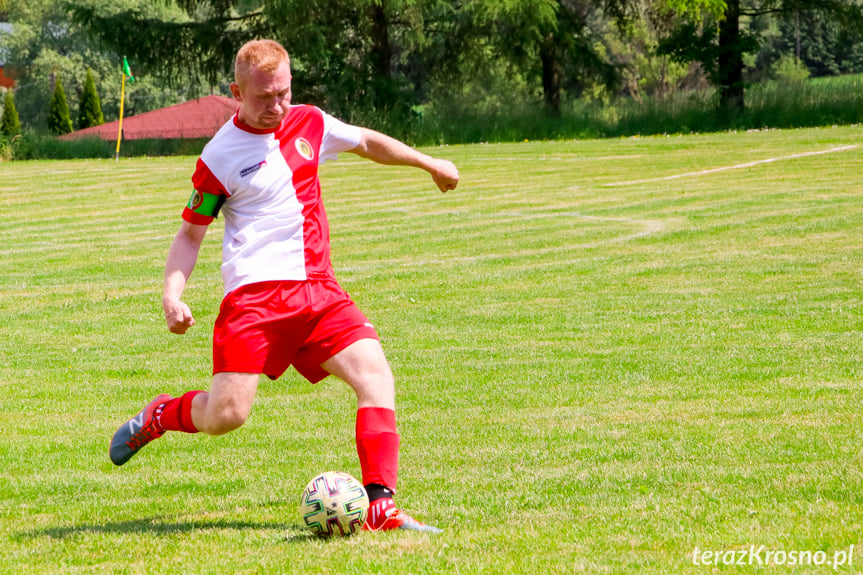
[235,39,290,87]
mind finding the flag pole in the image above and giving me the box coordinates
[115,71,125,162]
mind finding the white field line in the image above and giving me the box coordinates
[603,144,858,187]
[337,213,667,272]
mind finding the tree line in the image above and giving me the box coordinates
[2,0,863,140]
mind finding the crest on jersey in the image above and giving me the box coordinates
[295,138,314,161]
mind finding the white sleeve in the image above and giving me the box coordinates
[319,109,362,164]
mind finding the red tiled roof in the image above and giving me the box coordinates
[61,95,239,141]
[0,66,14,89]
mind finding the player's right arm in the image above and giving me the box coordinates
[163,221,208,334]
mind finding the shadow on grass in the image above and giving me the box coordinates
[15,516,317,543]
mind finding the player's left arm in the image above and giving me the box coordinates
[350,127,460,193]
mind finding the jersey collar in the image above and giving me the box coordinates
[232,113,285,135]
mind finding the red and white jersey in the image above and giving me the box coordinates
[183,105,362,295]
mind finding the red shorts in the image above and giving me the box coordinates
[212,279,379,383]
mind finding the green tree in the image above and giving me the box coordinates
[71,0,447,128]
[70,1,266,87]
[429,0,622,118]
[1,89,20,136]
[764,7,863,77]
[471,0,726,117]
[264,0,433,123]
[3,0,204,131]
[47,77,73,135]
[78,68,104,128]
[467,0,579,117]
[655,0,863,112]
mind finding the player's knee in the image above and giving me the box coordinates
[351,369,395,406]
[358,365,394,389]
[202,405,250,436]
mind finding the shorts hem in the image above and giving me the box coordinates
[212,364,266,376]
[298,326,379,384]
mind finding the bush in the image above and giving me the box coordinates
[0,138,12,161]
[1,90,21,137]
[773,55,811,83]
[9,132,210,160]
[78,69,105,129]
[10,133,111,160]
[47,79,74,136]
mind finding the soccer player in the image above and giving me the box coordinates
[109,39,459,533]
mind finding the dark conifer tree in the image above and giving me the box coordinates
[48,78,74,135]
[78,69,104,129]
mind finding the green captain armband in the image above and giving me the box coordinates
[187,190,226,218]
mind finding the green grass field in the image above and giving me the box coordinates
[1,126,862,574]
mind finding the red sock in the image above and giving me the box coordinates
[157,390,203,433]
[355,407,400,491]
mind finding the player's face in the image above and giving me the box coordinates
[232,61,292,130]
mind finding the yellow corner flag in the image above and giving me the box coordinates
[116,57,134,161]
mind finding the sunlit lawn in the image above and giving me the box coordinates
[1,125,862,573]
